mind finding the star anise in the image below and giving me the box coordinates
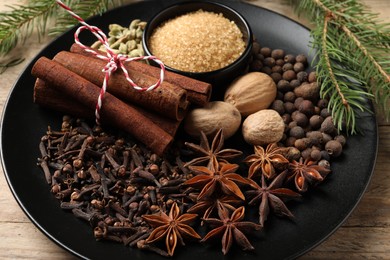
[184,162,251,200]
[142,202,201,256]
[187,194,242,221]
[184,129,243,171]
[288,158,331,192]
[201,203,262,255]
[246,170,301,227]
[244,143,289,180]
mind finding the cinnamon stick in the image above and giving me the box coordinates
[32,57,172,155]
[33,79,181,137]
[70,44,212,106]
[53,51,188,121]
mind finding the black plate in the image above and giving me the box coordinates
[0,0,378,259]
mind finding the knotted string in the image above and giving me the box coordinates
[55,0,165,125]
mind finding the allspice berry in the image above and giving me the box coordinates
[271,99,285,115]
[318,159,331,169]
[310,149,322,161]
[294,138,310,151]
[282,63,294,72]
[308,71,317,83]
[321,116,336,135]
[284,102,296,114]
[296,54,308,64]
[297,71,308,82]
[284,91,296,103]
[264,57,276,67]
[284,54,296,64]
[289,126,305,139]
[334,135,347,146]
[298,100,315,117]
[271,49,285,59]
[309,115,324,129]
[325,140,343,157]
[277,80,291,92]
[260,47,272,57]
[293,62,305,73]
[283,70,297,81]
[292,111,308,127]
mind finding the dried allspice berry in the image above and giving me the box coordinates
[325,140,343,157]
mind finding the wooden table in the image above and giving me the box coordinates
[0,0,389,259]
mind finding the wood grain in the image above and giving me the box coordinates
[0,0,389,259]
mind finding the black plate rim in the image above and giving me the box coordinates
[0,1,379,259]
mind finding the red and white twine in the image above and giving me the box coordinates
[55,0,165,125]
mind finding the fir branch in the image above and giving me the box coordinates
[0,0,123,56]
[291,0,390,134]
[0,0,57,55]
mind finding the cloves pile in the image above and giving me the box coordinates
[38,116,200,256]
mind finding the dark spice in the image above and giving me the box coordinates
[142,202,200,256]
[246,170,301,226]
[201,203,261,255]
[184,129,242,171]
[244,143,289,180]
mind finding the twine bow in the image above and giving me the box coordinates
[55,0,165,125]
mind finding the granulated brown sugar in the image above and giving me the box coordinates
[149,9,245,73]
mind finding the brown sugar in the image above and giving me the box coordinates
[149,9,245,73]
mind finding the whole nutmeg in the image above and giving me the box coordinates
[242,109,285,146]
[224,72,277,116]
[325,140,343,157]
[184,101,241,139]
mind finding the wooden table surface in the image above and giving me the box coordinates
[0,0,389,259]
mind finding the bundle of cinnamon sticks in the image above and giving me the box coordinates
[31,45,212,155]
